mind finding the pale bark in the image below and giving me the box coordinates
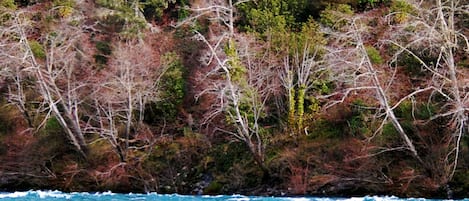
[178,0,272,174]
[386,0,469,180]
[92,40,165,162]
[323,16,424,162]
[0,12,88,157]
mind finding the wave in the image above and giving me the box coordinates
[0,191,460,201]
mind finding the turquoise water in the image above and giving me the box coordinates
[0,191,453,201]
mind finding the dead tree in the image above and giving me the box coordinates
[91,40,165,162]
[323,16,424,163]
[281,22,326,131]
[386,0,469,181]
[177,0,272,175]
[0,13,35,128]
[0,11,89,157]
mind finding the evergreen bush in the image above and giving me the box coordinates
[94,40,112,67]
[0,0,16,10]
[365,45,383,65]
[29,40,46,59]
[390,0,416,24]
[319,4,354,29]
[145,52,185,122]
[53,0,75,18]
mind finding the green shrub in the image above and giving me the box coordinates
[395,49,436,77]
[177,0,190,21]
[94,40,112,66]
[250,9,287,34]
[396,101,436,121]
[0,104,17,135]
[365,45,383,64]
[0,0,16,10]
[145,52,186,122]
[379,123,400,144]
[308,118,344,139]
[95,0,147,36]
[141,0,176,21]
[96,40,112,55]
[357,0,389,10]
[203,181,223,194]
[319,4,354,29]
[53,0,75,18]
[43,117,63,134]
[29,40,46,59]
[390,0,415,23]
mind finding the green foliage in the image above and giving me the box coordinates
[287,87,296,127]
[395,49,436,77]
[94,40,112,66]
[224,40,247,83]
[143,135,209,193]
[87,138,114,165]
[119,16,147,38]
[145,52,185,122]
[238,0,318,35]
[390,0,415,23]
[29,40,46,59]
[96,40,112,55]
[319,4,354,29]
[292,19,326,54]
[308,118,343,139]
[347,114,366,136]
[296,86,306,129]
[161,52,185,112]
[203,181,223,194]
[141,0,176,21]
[380,123,400,144]
[286,20,327,130]
[176,0,189,21]
[53,0,75,18]
[210,142,251,173]
[0,0,16,10]
[97,0,177,23]
[357,0,389,9]
[223,40,270,139]
[348,99,371,137]
[240,2,289,34]
[395,101,436,121]
[96,0,147,36]
[95,0,127,11]
[41,117,63,136]
[306,96,321,114]
[365,45,383,64]
[0,104,16,135]
[99,14,126,33]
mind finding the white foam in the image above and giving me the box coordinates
[36,190,72,199]
[286,198,312,201]
[0,191,29,198]
[227,195,251,201]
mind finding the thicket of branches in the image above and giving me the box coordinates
[0,0,468,196]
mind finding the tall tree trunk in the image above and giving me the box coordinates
[297,85,306,130]
[288,87,296,127]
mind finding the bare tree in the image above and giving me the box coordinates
[177,0,273,174]
[91,40,166,162]
[0,13,36,128]
[0,11,89,157]
[322,15,425,163]
[281,22,326,131]
[386,0,469,181]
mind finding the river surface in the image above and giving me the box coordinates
[0,191,455,201]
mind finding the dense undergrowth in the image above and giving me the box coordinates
[0,0,469,199]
